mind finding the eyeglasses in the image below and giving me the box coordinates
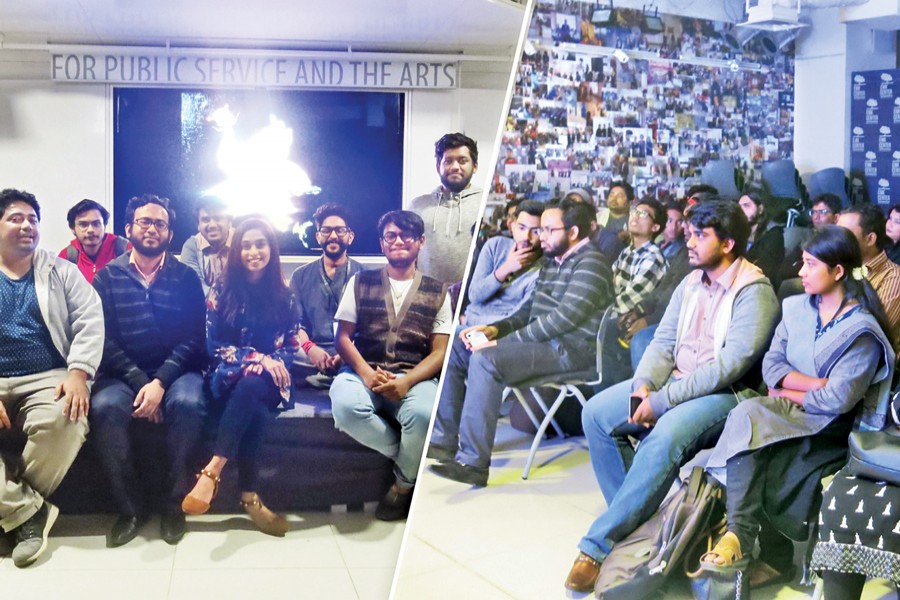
[630,208,651,219]
[809,208,832,217]
[133,218,169,232]
[318,226,351,237]
[539,226,568,236]
[381,231,417,244]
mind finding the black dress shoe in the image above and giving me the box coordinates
[429,460,489,487]
[160,512,186,545]
[425,443,456,463]
[374,485,414,522]
[107,514,149,548]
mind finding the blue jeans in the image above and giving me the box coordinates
[434,337,582,470]
[577,378,735,561]
[90,372,207,515]
[330,368,437,487]
[629,324,657,369]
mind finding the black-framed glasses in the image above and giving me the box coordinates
[629,208,651,219]
[318,226,351,237]
[381,231,417,244]
[133,218,169,232]
[539,226,568,236]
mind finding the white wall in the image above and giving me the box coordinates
[0,76,507,252]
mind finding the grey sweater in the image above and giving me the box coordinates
[633,258,780,417]
[409,185,483,284]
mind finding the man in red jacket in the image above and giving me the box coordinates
[58,199,129,283]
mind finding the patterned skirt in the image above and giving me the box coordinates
[810,466,900,584]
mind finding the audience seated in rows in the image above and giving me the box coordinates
[429,197,613,487]
[739,187,785,289]
[0,189,103,568]
[566,199,781,593]
[330,210,452,521]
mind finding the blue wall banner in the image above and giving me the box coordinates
[850,69,899,206]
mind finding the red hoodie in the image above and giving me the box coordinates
[59,234,131,283]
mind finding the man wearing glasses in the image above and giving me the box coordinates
[179,196,233,297]
[91,195,207,548]
[290,203,364,380]
[330,211,452,521]
[59,199,130,283]
[429,198,612,487]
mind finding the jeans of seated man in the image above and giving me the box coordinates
[330,367,437,487]
[437,337,586,470]
[577,378,735,562]
[89,372,206,517]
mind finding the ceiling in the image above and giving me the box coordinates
[0,0,527,55]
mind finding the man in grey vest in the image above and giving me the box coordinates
[330,210,452,521]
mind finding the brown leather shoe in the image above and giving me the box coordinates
[565,552,601,592]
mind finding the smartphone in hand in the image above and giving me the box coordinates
[629,395,642,419]
[465,329,491,349]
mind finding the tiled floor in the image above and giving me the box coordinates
[394,418,900,600]
[0,509,403,600]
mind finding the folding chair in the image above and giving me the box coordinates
[506,306,616,479]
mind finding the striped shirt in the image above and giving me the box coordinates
[93,252,207,392]
[865,250,900,353]
[611,240,668,316]
[493,242,613,358]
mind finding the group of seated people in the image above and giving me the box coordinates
[426,181,900,598]
[0,187,457,568]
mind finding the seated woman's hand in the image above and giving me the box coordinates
[261,356,291,389]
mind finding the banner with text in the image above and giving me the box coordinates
[50,53,459,89]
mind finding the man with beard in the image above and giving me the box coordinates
[428,200,544,460]
[429,198,612,487]
[0,189,103,567]
[290,203,364,378]
[738,188,784,288]
[59,199,130,283]
[91,195,207,548]
[565,200,780,593]
[179,196,233,297]
[409,132,481,284]
[330,211,452,521]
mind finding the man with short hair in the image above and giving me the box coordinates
[410,132,481,284]
[430,200,545,457]
[430,198,613,487]
[598,181,633,235]
[330,210,452,521]
[290,203,364,376]
[0,189,103,568]
[611,198,668,319]
[179,196,233,297]
[837,204,900,352]
[809,193,841,229]
[91,194,207,548]
[59,198,130,283]
[659,199,687,261]
[565,200,780,593]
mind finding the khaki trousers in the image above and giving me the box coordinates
[0,369,88,532]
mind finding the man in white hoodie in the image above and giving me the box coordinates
[0,188,103,568]
[409,132,482,284]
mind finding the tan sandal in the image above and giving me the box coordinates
[181,469,221,515]
[699,531,750,573]
[240,493,289,537]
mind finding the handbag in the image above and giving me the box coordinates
[594,467,724,599]
[847,428,900,485]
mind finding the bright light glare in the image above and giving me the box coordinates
[204,105,320,230]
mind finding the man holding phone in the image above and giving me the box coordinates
[429,197,612,487]
[565,199,780,592]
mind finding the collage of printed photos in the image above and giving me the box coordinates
[490,0,796,217]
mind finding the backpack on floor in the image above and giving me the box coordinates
[594,467,725,600]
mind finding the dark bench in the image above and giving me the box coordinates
[47,383,394,514]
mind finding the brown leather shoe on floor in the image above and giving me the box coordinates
[565,552,601,592]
